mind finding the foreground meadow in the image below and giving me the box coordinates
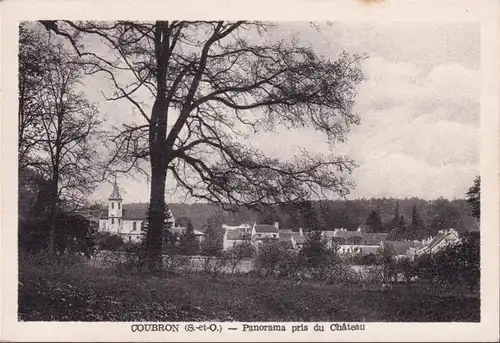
[18,258,480,322]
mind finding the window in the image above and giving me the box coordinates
[111,218,114,224]
[133,222,137,231]
[118,202,121,209]
[111,202,114,209]
[273,234,277,238]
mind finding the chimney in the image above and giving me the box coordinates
[274,221,279,230]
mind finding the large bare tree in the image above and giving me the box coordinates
[20,24,104,253]
[40,21,364,269]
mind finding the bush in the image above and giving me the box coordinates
[202,253,230,277]
[97,233,124,251]
[227,241,255,274]
[19,250,89,275]
[254,242,291,276]
[414,232,479,289]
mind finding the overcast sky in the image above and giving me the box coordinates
[88,22,480,204]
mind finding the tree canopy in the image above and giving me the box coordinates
[40,20,365,269]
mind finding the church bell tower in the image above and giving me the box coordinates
[108,178,123,233]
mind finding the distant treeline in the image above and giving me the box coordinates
[167,197,478,239]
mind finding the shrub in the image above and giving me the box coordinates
[254,241,290,276]
[414,231,479,289]
[202,252,230,277]
[227,241,255,274]
[96,232,124,252]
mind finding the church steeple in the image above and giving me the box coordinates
[109,177,122,200]
[108,177,123,233]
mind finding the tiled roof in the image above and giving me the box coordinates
[362,233,389,245]
[383,241,420,256]
[122,203,148,220]
[424,230,459,251]
[100,203,177,221]
[279,232,294,242]
[255,224,278,233]
[226,228,247,241]
[426,232,447,250]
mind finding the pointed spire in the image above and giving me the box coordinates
[109,176,122,200]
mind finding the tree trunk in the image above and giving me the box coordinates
[47,176,59,255]
[145,166,167,272]
[145,95,168,272]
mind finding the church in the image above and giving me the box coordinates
[98,180,178,243]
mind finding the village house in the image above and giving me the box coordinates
[322,228,388,256]
[223,222,281,250]
[222,224,253,250]
[98,180,204,244]
[414,229,460,257]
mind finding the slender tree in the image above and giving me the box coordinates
[41,21,365,269]
[466,175,480,221]
[179,221,199,255]
[410,205,426,239]
[20,25,104,253]
[391,201,400,227]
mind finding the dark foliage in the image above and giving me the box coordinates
[414,231,480,289]
[363,210,384,233]
[178,222,200,256]
[466,176,480,220]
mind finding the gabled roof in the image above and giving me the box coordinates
[383,241,421,256]
[100,203,176,221]
[226,228,248,241]
[362,233,389,245]
[254,224,278,233]
[425,230,459,251]
[122,203,148,220]
[279,232,294,242]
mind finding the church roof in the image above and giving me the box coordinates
[122,203,148,220]
[109,181,122,200]
[100,203,176,221]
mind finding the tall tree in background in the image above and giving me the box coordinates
[364,210,384,233]
[410,205,426,239]
[390,201,400,228]
[20,24,104,254]
[41,21,364,270]
[466,175,480,221]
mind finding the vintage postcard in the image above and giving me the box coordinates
[1,0,499,341]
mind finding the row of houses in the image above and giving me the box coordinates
[95,181,461,257]
[222,221,461,260]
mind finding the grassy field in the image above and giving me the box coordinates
[18,262,480,322]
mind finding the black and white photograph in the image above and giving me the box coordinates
[2,0,499,341]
